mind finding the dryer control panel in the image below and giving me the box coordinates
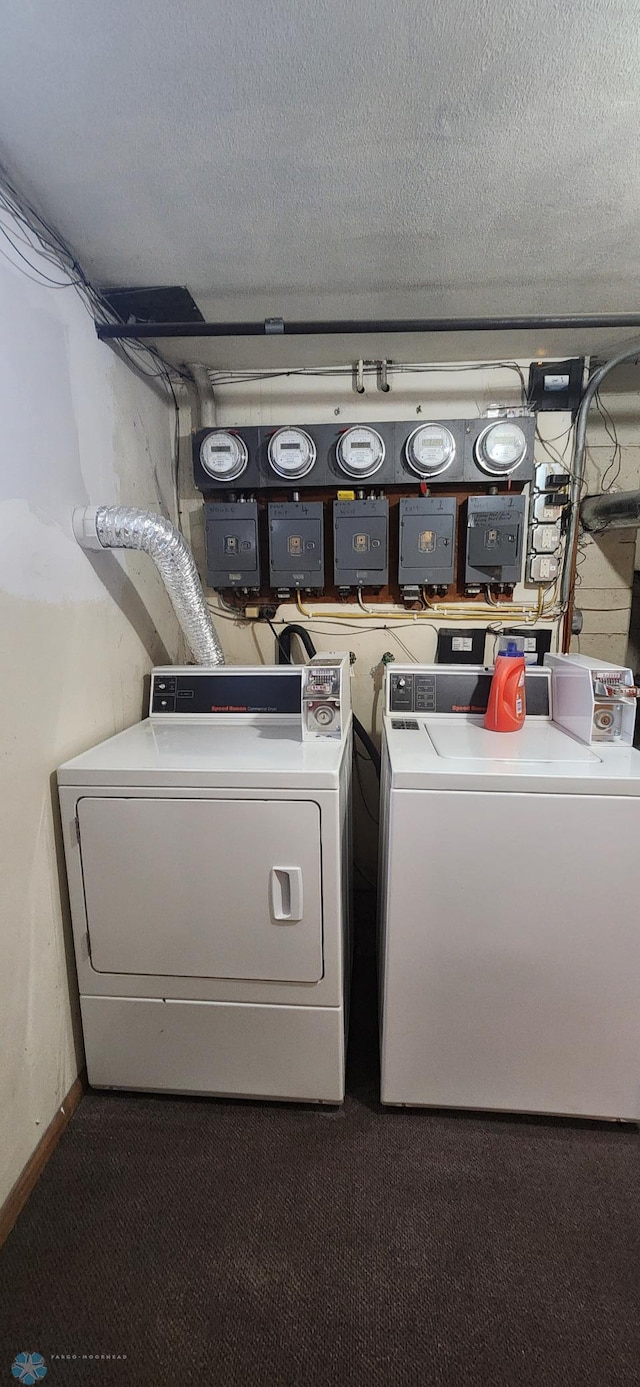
[149,662,351,738]
[150,667,301,716]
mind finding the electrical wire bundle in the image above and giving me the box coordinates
[0,163,191,521]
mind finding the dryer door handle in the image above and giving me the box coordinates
[270,867,304,922]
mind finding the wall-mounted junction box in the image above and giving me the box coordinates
[436,628,487,665]
[268,501,324,590]
[333,498,388,590]
[398,496,456,590]
[465,494,526,586]
[527,358,585,414]
[205,500,260,589]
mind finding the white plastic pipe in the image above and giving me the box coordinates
[73,505,224,665]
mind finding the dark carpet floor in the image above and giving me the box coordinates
[2,892,640,1387]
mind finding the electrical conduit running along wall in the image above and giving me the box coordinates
[570,367,639,664]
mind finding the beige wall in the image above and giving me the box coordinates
[0,222,183,1206]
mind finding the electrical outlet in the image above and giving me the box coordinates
[533,494,564,523]
[529,554,560,582]
[531,523,562,553]
[535,462,569,492]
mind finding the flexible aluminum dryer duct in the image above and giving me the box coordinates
[72,505,225,666]
[581,489,640,532]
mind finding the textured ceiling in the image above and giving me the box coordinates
[1,0,640,365]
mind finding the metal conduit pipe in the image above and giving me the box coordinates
[580,490,640,532]
[189,363,217,429]
[561,344,640,609]
[72,505,225,666]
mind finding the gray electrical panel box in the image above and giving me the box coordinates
[398,496,456,589]
[205,500,261,589]
[268,501,324,589]
[333,498,388,589]
[465,494,526,585]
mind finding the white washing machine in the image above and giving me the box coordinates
[379,661,640,1120]
[59,663,352,1104]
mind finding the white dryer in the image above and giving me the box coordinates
[379,662,640,1120]
[59,664,352,1104]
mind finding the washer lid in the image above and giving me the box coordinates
[427,720,600,764]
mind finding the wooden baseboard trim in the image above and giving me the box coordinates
[0,1071,86,1249]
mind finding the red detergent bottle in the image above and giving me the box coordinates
[485,637,526,732]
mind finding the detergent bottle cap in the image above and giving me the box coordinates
[497,634,526,658]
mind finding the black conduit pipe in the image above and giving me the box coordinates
[96,313,640,341]
[276,624,318,665]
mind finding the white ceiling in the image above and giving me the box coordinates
[1,0,640,366]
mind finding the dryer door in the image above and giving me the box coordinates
[77,797,323,982]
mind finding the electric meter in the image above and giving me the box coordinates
[474,421,528,475]
[200,430,248,482]
[268,426,317,480]
[336,426,385,479]
[405,423,456,477]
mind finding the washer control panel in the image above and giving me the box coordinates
[388,666,551,716]
[389,672,437,713]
